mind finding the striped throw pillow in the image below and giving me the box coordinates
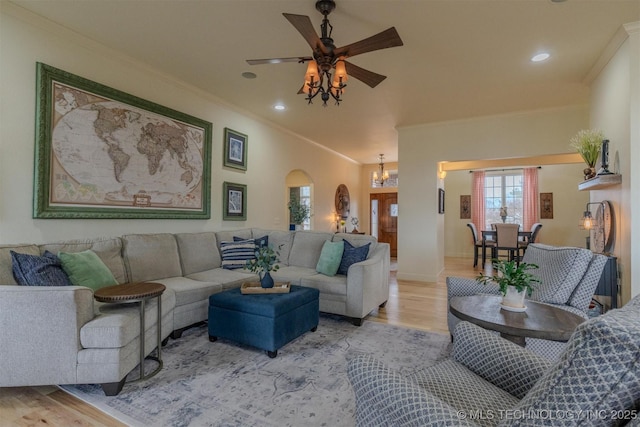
[221,239,256,270]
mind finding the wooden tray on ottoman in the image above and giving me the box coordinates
[241,281,291,294]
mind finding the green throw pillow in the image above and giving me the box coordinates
[316,240,345,276]
[58,250,118,291]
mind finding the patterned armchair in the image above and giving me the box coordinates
[447,243,607,359]
[348,295,640,426]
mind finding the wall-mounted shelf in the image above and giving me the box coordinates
[578,174,622,191]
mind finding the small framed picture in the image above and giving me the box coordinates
[438,188,445,214]
[223,182,247,221]
[540,192,553,219]
[460,195,471,219]
[224,128,248,171]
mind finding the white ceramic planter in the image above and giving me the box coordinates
[502,285,526,309]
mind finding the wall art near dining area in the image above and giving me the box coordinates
[460,195,471,219]
[540,192,553,219]
[33,63,212,219]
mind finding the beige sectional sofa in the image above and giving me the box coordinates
[0,229,390,395]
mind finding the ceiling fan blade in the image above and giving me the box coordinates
[283,13,329,55]
[334,27,403,58]
[344,61,387,88]
[246,56,312,65]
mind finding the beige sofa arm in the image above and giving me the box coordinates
[345,243,390,319]
[0,285,95,387]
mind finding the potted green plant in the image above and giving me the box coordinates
[245,246,280,288]
[569,129,605,180]
[476,259,541,310]
[288,197,311,229]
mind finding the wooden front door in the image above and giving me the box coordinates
[370,193,398,257]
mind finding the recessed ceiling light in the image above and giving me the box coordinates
[242,72,257,79]
[273,104,286,111]
[531,53,550,62]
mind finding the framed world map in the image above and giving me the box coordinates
[34,63,212,219]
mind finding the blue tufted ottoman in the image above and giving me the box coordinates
[208,285,319,358]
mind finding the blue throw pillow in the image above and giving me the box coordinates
[221,239,256,270]
[337,240,371,275]
[234,235,269,248]
[11,250,73,286]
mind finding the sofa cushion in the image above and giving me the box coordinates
[186,268,257,291]
[175,232,221,275]
[288,231,334,269]
[153,276,223,307]
[81,288,176,348]
[271,265,318,286]
[10,250,73,287]
[221,239,256,270]
[251,229,294,266]
[40,237,127,284]
[301,273,348,296]
[337,240,371,276]
[122,233,182,283]
[522,244,593,305]
[0,244,41,285]
[58,250,118,291]
[316,240,344,276]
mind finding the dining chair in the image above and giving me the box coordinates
[518,222,543,258]
[466,223,483,267]
[493,223,521,263]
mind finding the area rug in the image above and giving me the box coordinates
[62,315,451,427]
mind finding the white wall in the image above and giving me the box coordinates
[398,106,589,282]
[0,4,362,244]
[589,23,640,303]
[444,164,589,258]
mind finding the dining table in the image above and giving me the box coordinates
[481,229,532,266]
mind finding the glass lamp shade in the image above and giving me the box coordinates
[334,60,348,82]
[304,60,319,81]
[581,211,594,230]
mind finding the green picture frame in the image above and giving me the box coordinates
[33,62,212,219]
[223,128,248,171]
[223,181,247,221]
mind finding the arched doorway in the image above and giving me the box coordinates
[285,170,314,230]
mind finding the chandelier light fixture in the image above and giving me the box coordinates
[373,154,390,186]
[246,0,403,108]
[302,57,347,106]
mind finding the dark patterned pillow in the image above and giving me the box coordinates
[337,240,371,276]
[221,239,256,270]
[11,250,73,286]
[234,235,269,248]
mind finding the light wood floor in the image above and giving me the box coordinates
[0,256,480,427]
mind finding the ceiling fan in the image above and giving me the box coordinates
[246,0,403,106]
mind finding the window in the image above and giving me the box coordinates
[484,172,523,229]
[370,170,398,188]
[289,186,311,230]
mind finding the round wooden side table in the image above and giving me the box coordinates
[449,294,584,347]
[94,282,166,381]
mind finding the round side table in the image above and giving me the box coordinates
[94,282,166,382]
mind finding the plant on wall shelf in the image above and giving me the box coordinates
[570,129,605,179]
